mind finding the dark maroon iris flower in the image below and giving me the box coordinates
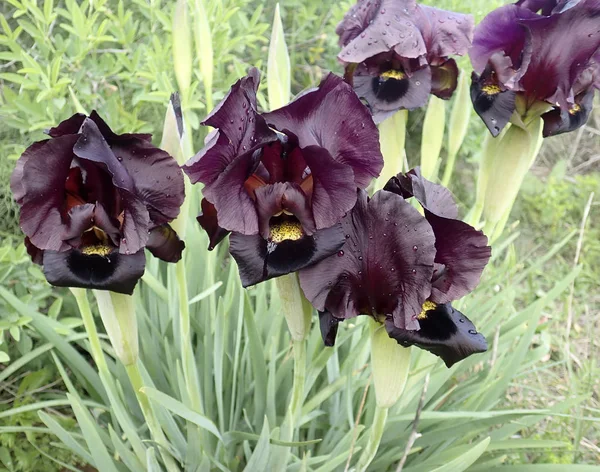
[300,169,491,367]
[336,0,474,122]
[470,0,600,137]
[183,68,383,287]
[11,112,185,295]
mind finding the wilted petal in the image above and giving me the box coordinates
[353,67,432,123]
[416,5,474,62]
[147,224,185,263]
[197,198,230,250]
[319,311,340,347]
[15,135,78,251]
[263,73,383,188]
[183,68,277,185]
[299,190,436,330]
[431,59,459,99]
[229,224,346,287]
[385,303,487,367]
[43,248,146,295]
[470,70,517,137]
[542,88,595,136]
[337,0,426,64]
[519,1,600,108]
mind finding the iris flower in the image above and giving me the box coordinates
[300,169,491,367]
[11,112,185,294]
[470,0,600,137]
[184,68,383,287]
[336,0,474,122]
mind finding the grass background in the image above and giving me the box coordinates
[0,0,599,470]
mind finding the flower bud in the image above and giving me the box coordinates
[375,110,407,191]
[447,70,471,162]
[173,0,193,99]
[267,3,290,111]
[94,290,139,366]
[276,273,313,342]
[194,0,213,103]
[370,319,411,408]
[420,95,446,180]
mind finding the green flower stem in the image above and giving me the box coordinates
[441,148,458,187]
[125,362,180,472]
[289,339,306,424]
[356,405,389,471]
[375,110,408,191]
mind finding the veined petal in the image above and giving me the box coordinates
[385,303,487,367]
[229,224,346,287]
[416,5,474,62]
[43,248,146,295]
[147,224,185,263]
[542,88,595,136]
[299,190,436,330]
[183,68,277,185]
[431,59,459,99]
[197,198,230,250]
[470,70,517,137]
[263,73,383,188]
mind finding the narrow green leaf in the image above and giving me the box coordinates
[243,418,271,472]
[429,437,490,472]
[267,3,290,111]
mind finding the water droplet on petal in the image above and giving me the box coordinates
[413,245,418,251]
[411,269,417,274]
[338,250,345,257]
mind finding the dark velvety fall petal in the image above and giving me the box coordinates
[518,0,600,108]
[384,167,459,219]
[542,89,595,136]
[43,248,146,295]
[183,68,277,185]
[337,0,426,64]
[254,182,315,239]
[470,71,516,137]
[431,59,459,99]
[24,238,43,265]
[197,198,230,250]
[15,135,79,252]
[319,311,340,347]
[385,303,487,367]
[353,67,432,123]
[229,224,346,287]
[299,190,436,330]
[46,113,86,137]
[469,5,538,86]
[146,224,185,263]
[202,151,261,235]
[426,212,491,304]
[416,5,474,63]
[263,73,383,188]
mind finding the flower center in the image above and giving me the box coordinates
[481,84,501,96]
[380,70,406,80]
[270,220,304,243]
[417,300,437,320]
[81,244,113,257]
[568,104,581,115]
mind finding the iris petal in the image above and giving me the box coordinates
[319,311,340,347]
[431,59,460,99]
[229,224,346,287]
[385,303,487,367]
[299,190,436,330]
[542,89,595,136]
[147,224,185,263]
[197,198,230,250]
[470,70,517,137]
[263,73,383,188]
[43,248,146,295]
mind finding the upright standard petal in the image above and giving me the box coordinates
[263,73,383,188]
[299,190,436,330]
[385,303,487,367]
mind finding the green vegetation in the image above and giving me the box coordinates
[1,0,598,470]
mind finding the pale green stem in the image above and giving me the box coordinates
[125,362,180,472]
[356,406,389,471]
[375,110,408,191]
[441,150,458,187]
[289,340,306,424]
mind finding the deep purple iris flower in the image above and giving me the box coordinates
[470,0,600,137]
[300,169,491,367]
[11,112,186,295]
[336,0,474,122]
[183,68,383,287]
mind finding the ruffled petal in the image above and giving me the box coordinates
[385,303,487,367]
[146,224,185,263]
[183,68,277,185]
[431,59,459,99]
[384,167,458,219]
[319,311,340,347]
[299,190,436,330]
[353,67,432,123]
[263,73,383,188]
[46,113,86,137]
[229,224,346,287]
[197,198,230,250]
[337,0,426,64]
[416,5,474,63]
[43,248,146,295]
[518,1,600,108]
[15,135,79,251]
[542,88,595,136]
[470,70,517,137]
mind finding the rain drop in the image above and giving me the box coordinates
[391,268,395,272]
[411,269,417,274]
[361,32,366,38]
[338,250,345,257]
[413,245,418,251]
[468,329,478,335]
[117,156,123,161]
[380,8,386,14]
[358,256,363,261]
[415,81,421,86]
[459,318,465,323]
[345,234,350,239]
